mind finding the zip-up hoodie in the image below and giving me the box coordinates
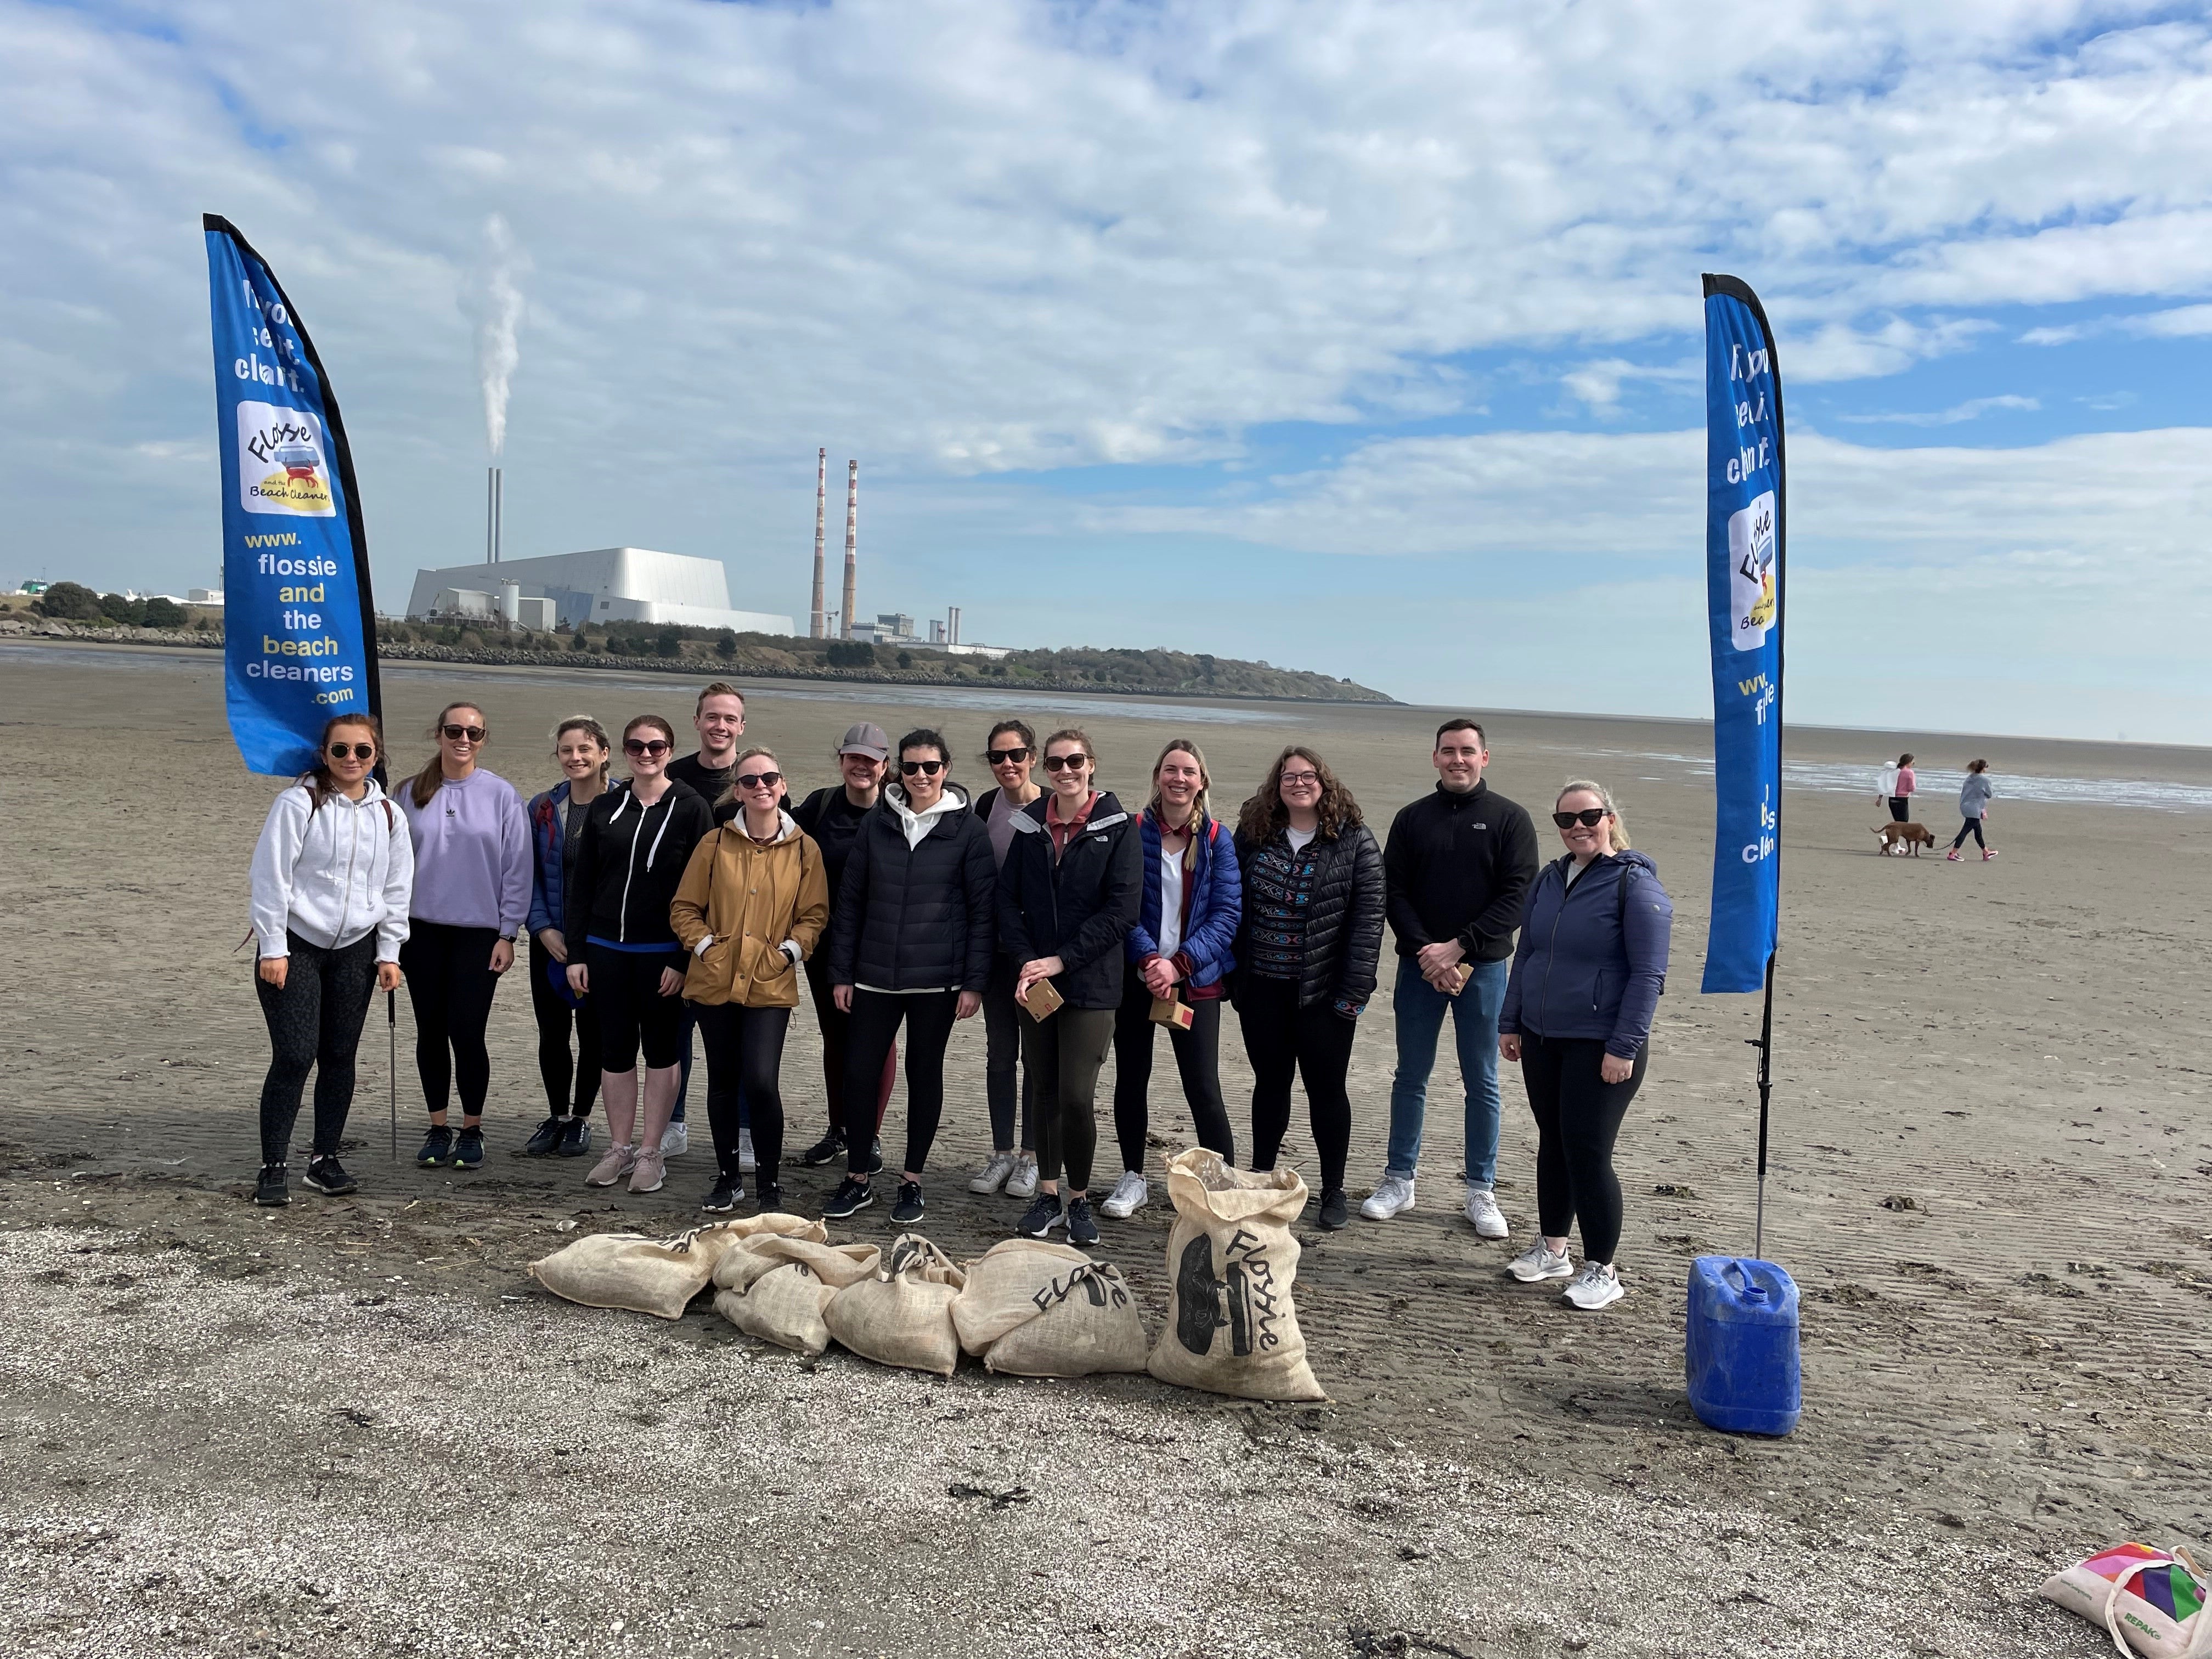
[250,777,414,960]
[998,789,1143,1011]
[564,777,712,952]
[1499,850,1673,1058]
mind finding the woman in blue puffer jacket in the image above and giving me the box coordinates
[1102,738,1244,1220]
[1498,778,1673,1312]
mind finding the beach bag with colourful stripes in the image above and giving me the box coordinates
[2041,1543,2209,1658]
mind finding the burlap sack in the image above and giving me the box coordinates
[1146,1148,1326,1401]
[822,1234,968,1376]
[713,1238,882,1356]
[529,1213,823,1321]
[952,1238,1149,1378]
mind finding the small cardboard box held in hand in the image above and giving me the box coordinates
[1019,978,1064,1021]
[1149,996,1194,1030]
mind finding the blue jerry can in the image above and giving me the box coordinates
[1685,1256,1802,1436]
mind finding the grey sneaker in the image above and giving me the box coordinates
[659,1120,689,1157]
[1507,1240,1573,1282]
[1464,1186,1509,1240]
[968,1151,1018,1194]
[737,1126,757,1172]
[1564,1260,1625,1310]
[1004,1153,1040,1199]
[628,1148,668,1195]
[1360,1174,1416,1221]
[586,1143,637,1188]
[1098,1170,1149,1219]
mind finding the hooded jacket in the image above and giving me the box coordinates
[1232,821,1386,1014]
[670,808,830,1008]
[1123,809,1241,992]
[1959,772,1994,818]
[1499,850,1674,1057]
[563,777,713,952]
[250,777,414,960]
[998,789,1143,1011]
[826,782,997,993]
[524,778,598,939]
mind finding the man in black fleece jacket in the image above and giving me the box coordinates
[1364,719,1538,1235]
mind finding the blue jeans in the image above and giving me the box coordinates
[1384,955,1507,1186]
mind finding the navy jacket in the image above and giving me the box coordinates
[1124,810,1242,991]
[997,791,1143,1011]
[826,784,997,994]
[525,780,573,938]
[1500,850,1674,1057]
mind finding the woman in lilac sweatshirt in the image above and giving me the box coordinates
[397,701,533,1171]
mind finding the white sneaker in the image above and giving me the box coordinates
[1464,1186,1509,1239]
[1359,1174,1417,1221]
[659,1120,689,1157]
[1004,1153,1040,1199]
[968,1151,1018,1194]
[737,1126,756,1172]
[1099,1170,1149,1219]
[1564,1260,1625,1310]
[1506,1240,1573,1282]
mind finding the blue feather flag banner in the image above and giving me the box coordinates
[1700,274,1785,995]
[204,215,381,776]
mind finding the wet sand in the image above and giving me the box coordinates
[2,641,2206,1658]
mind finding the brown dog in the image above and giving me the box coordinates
[1873,822,1938,857]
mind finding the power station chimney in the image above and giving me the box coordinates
[840,459,859,640]
[486,466,503,564]
[809,448,828,639]
[947,605,961,646]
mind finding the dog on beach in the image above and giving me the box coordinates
[1872,822,1939,857]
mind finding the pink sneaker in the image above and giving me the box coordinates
[1982,848,1999,860]
[585,1143,636,1188]
[628,1148,668,1194]
[1945,850,1962,861]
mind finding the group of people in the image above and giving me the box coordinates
[1875,752,2001,860]
[246,684,1673,1310]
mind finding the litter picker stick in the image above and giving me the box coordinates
[388,988,398,1163]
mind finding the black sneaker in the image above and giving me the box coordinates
[554,1117,593,1158]
[1017,1192,1064,1238]
[415,1125,454,1168]
[301,1156,357,1196]
[253,1164,289,1206]
[1317,1187,1349,1231]
[520,1116,566,1156]
[1065,1193,1100,1247]
[866,1136,884,1175]
[701,1176,743,1214]
[890,1180,925,1224]
[822,1177,875,1220]
[453,1128,486,1171]
[797,1131,845,1168]
[752,1181,783,1214]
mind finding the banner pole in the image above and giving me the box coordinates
[1752,951,1774,1257]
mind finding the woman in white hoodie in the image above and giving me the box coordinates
[247,714,414,1207]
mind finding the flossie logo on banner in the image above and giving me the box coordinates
[204,214,381,776]
[1701,274,1785,995]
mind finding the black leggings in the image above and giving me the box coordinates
[1888,797,1912,822]
[1951,817,1985,850]
[984,954,1037,1153]
[400,921,501,1120]
[1237,974,1356,1193]
[1022,1005,1116,1192]
[1112,972,1233,1172]
[586,943,686,1072]
[256,929,380,1166]
[1519,1032,1648,1263]
[843,989,960,1176]
[696,1002,791,1187]
[528,935,600,1117]
[803,961,893,1138]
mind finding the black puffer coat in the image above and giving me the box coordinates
[825,783,997,993]
[1232,822,1386,1013]
[996,790,1143,1011]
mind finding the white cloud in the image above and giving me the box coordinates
[1837,393,2040,426]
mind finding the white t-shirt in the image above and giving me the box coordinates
[1285,825,1317,854]
[1158,849,1185,959]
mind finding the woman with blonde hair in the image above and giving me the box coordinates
[1498,780,1674,1311]
[521,716,611,1159]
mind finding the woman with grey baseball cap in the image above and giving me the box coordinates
[791,723,896,1172]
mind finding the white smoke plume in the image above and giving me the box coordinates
[475,214,526,458]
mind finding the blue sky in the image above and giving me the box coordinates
[3,0,2210,741]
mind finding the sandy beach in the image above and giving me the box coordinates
[2,640,2205,1658]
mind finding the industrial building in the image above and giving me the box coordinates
[405,547,794,635]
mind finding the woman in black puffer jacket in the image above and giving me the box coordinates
[997,728,1142,1246]
[1231,744,1385,1230]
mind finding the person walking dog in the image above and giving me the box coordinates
[1949,759,1998,861]
[247,715,413,1205]
[1498,780,1673,1311]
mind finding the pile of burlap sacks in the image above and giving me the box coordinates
[529,1148,1326,1400]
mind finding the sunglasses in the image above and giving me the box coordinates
[441,724,486,742]
[326,743,376,761]
[624,738,672,757]
[1041,753,1089,772]
[1279,770,1321,787]
[735,771,782,790]
[900,758,945,776]
[1553,808,1611,828]
[986,747,1031,765]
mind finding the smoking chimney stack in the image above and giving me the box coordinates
[840,460,859,640]
[809,448,828,639]
[486,466,503,564]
